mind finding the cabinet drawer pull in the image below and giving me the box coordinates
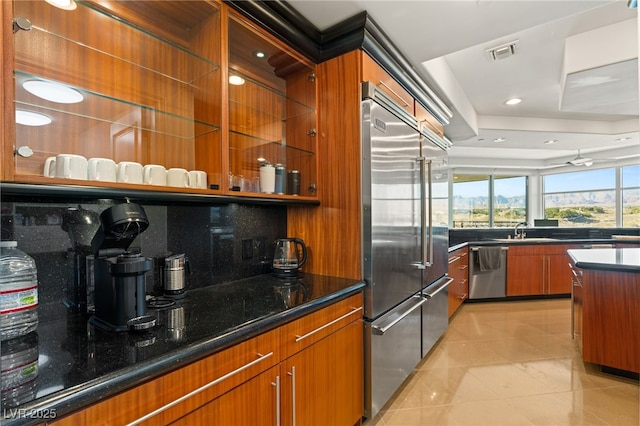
[377,80,411,107]
[460,265,468,270]
[295,306,363,342]
[448,256,460,264]
[126,351,274,425]
[458,293,468,300]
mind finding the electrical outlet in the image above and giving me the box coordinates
[242,238,253,259]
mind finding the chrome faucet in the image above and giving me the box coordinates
[514,222,528,239]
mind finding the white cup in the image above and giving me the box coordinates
[88,158,117,182]
[188,170,208,189]
[43,156,56,177]
[259,164,276,193]
[167,168,190,188]
[116,161,143,184]
[55,154,88,180]
[143,164,167,186]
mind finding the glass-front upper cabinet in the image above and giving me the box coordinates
[11,0,222,191]
[228,14,317,198]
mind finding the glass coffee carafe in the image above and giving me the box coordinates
[272,238,307,277]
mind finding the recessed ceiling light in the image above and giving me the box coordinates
[229,75,246,86]
[505,98,522,106]
[44,0,77,10]
[493,138,506,143]
[23,80,83,103]
[16,110,52,126]
[253,50,268,59]
[544,139,557,145]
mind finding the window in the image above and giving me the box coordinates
[452,175,527,228]
[493,176,527,228]
[452,175,489,228]
[543,168,616,227]
[622,165,640,228]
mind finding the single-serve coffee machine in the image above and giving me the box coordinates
[89,203,155,332]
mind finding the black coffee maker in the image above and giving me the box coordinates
[89,203,155,332]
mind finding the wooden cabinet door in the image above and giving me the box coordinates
[507,254,544,296]
[361,52,413,114]
[548,254,572,294]
[170,366,279,426]
[280,320,363,426]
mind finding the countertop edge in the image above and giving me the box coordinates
[6,282,365,426]
[567,250,640,273]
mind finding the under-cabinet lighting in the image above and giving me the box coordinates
[505,98,522,106]
[23,80,83,104]
[616,137,632,142]
[16,110,52,126]
[229,75,246,86]
[44,0,77,10]
[493,138,506,143]
[544,140,557,145]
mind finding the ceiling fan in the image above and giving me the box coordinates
[566,150,593,167]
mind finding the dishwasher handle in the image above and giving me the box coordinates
[371,295,426,335]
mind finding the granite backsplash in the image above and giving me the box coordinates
[1,198,287,323]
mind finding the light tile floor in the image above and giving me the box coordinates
[366,299,639,426]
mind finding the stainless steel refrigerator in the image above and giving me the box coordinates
[361,82,452,419]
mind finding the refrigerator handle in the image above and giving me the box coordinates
[427,159,434,268]
[423,277,454,299]
[371,295,426,335]
[418,156,429,268]
[418,155,433,268]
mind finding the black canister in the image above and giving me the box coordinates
[274,164,286,194]
[287,170,300,195]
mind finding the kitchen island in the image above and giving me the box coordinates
[568,248,639,375]
[1,273,365,426]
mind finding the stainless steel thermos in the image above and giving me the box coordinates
[287,170,300,195]
[164,254,189,299]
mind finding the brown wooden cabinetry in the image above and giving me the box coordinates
[569,262,639,373]
[507,244,577,296]
[3,1,317,201]
[361,54,413,115]
[51,293,363,426]
[447,247,468,318]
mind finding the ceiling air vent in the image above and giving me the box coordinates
[486,40,519,61]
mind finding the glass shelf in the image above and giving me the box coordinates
[15,72,220,141]
[229,130,315,157]
[13,0,220,87]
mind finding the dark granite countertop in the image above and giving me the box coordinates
[568,248,640,273]
[448,238,638,252]
[1,273,365,426]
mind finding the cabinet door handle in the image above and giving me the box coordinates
[295,306,363,342]
[287,366,296,426]
[126,351,274,425]
[377,80,411,107]
[272,375,281,426]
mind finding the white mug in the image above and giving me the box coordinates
[143,164,167,186]
[43,156,56,177]
[55,154,88,180]
[188,170,208,189]
[167,168,190,188]
[88,158,117,182]
[116,161,143,184]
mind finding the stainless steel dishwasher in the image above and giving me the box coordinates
[468,246,508,299]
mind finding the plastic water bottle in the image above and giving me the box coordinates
[0,241,38,341]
